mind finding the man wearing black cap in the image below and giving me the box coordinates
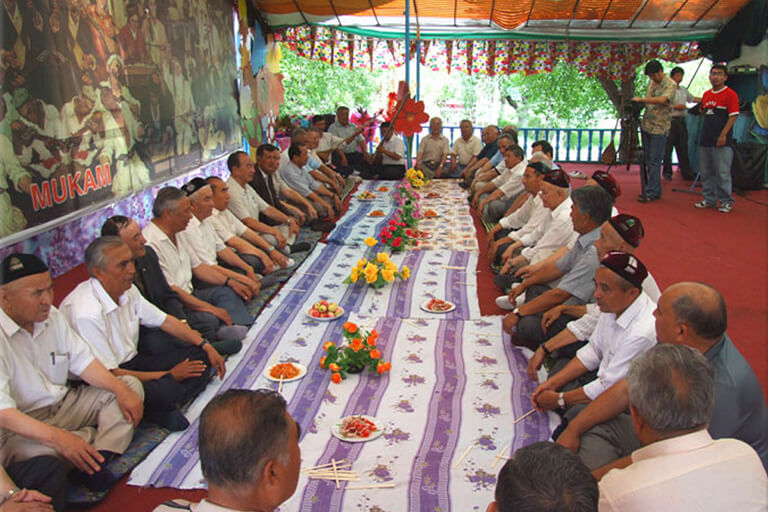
[531,251,656,416]
[0,253,144,493]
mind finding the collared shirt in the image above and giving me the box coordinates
[555,225,601,303]
[494,159,527,199]
[477,139,499,161]
[279,149,321,173]
[670,85,695,118]
[143,221,197,294]
[417,134,450,164]
[566,273,662,341]
[178,215,225,267]
[328,122,364,153]
[705,335,768,469]
[576,292,657,400]
[641,75,677,135]
[60,278,166,370]
[381,136,406,165]
[0,306,94,412]
[488,150,503,168]
[452,135,482,165]
[153,498,255,512]
[316,131,346,159]
[258,168,287,199]
[209,208,247,243]
[519,196,575,264]
[599,430,768,512]
[499,193,544,230]
[280,160,319,197]
[226,176,271,221]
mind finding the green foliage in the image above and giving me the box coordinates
[279,47,384,116]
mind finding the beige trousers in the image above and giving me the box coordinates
[0,376,143,466]
[262,223,296,255]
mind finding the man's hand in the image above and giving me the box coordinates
[114,385,143,427]
[532,390,561,411]
[499,259,514,276]
[556,426,581,453]
[168,358,207,381]
[541,305,565,331]
[211,307,232,325]
[527,347,546,381]
[332,194,342,213]
[288,219,300,238]
[245,268,260,285]
[229,279,252,301]
[269,249,289,268]
[203,344,226,378]
[307,204,318,221]
[12,489,51,504]
[1,489,54,511]
[272,229,287,249]
[502,311,520,333]
[516,262,542,280]
[435,165,444,178]
[716,134,727,147]
[508,283,526,303]
[509,255,527,269]
[18,176,32,194]
[258,254,275,274]
[242,276,261,296]
[502,241,521,260]
[50,428,104,474]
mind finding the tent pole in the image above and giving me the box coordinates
[404,0,412,167]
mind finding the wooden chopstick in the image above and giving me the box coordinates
[346,483,396,490]
[513,409,537,424]
[491,443,510,470]
[452,443,474,469]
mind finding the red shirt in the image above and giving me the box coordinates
[700,86,739,147]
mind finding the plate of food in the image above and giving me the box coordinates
[368,210,386,217]
[377,186,390,192]
[264,362,307,382]
[307,301,344,320]
[357,191,376,200]
[426,192,441,199]
[423,209,439,218]
[421,298,456,313]
[414,230,432,239]
[331,415,383,442]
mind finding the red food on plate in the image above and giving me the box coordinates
[426,298,453,311]
[427,192,441,198]
[270,363,300,380]
[423,210,438,217]
[340,416,378,439]
[377,186,390,192]
[369,210,386,217]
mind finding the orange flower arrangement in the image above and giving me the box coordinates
[393,99,429,137]
[318,322,391,382]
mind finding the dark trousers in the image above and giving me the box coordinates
[120,346,211,414]
[514,284,576,350]
[6,456,68,512]
[664,117,693,178]
[371,164,407,180]
[332,151,370,177]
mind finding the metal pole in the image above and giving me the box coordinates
[416,39,421,101]
[404,0,412,167]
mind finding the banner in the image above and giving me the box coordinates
[0,0,241,241]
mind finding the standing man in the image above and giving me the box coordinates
[663,67,696,181]
[694,64,740,213]
[632,60,676,203]
[450,120,482,178]
[415,117,450,179]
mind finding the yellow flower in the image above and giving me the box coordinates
[376,252,389,264]
[416,170,424,179]
[364,237,378,247]
[386,261,398,273]
[365,267,378,284]
[349,268,359,283]
[400,265,410,279]
[381,269,395,282]
[364,262,378,274]
[357,259,366,270]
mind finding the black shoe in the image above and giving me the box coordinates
[289,242,312,253]
[636,194,654,203]
[663,174,672,181]
[211,338,243,356]
[494,273,519,291]
[310,220,336,232]
[458,181,470,189]
[147,409,190,431]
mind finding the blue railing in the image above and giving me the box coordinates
[368,125,622,164]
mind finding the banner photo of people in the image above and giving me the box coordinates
[0,0,242,240]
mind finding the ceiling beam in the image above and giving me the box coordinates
[525,0,537,28]
[665,0,691,27]
[367,0,380,26]
[489,0,497,27]
[693,0,721,27]
[567,0,582,28]
[598,0,615,28]
[627,0,650,28]
[289,0,310,25]
[453,0,458,27]
[327,0,343,26]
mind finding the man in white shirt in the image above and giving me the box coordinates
[450,120,482,178]
[305,128,345,193]
[474,145,527,224]
[663,66,696,181]
[470,134,516,198]
[61,237,225,432]
[415,117,450,179]
[143,187,255,327]
[598,344,767,511]
[328,106,370,176]
[0,253,143,492]
[370,121,407,180]
[531,252,656,416]
[153,389,301,512]
[226,152,305,255]
[179,178,261,293]
[312,114,347,166]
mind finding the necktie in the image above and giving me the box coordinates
[266,173,277,205]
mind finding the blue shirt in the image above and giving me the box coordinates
[280,161,319,197]
[555,226,601,303]
[489,150,503,168]
[477,140,499,161]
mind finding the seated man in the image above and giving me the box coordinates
[0,254,143,492]
[531,252,656,418]
[227,151,307,255]
[280,143,341,220]
[180,178,262,292]
[415,117,450,179]
[449,119,482,178]
[143,187,255,326]
[598,344,767,510]
[328,106,369,176]
[101,216,245,356]
[531,140,559,170]
[587,171,620,216]
[501,185,614,349]
[305,127,346,193]
[470,134,517,195]
[494,167,574,288]
[61,237,226,431]
[1,462,62,512]
[206,176,296,274]
[154,389,301,512]
[488,442,598,512]
[312,114,346,167]
[459,125,500,186]
[475,145,528,224]
[557,283,768,472]
[370,121,407,180]
[527,214,660,379]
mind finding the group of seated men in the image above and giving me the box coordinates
[0,140,362,510]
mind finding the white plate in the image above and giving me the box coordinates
[357,196,376,201]
[306,306,344,321]
[264,363,307,382]
[416,231,433,239]
[420,299,456,313]
[331,415,384,443]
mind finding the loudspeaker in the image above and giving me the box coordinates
[732,141,767,190]
[726,71,760,106]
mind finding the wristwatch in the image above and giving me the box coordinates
[541,343,551,356]
[0,487,20,507]
[199,339,210,350]
[267,245,276,253]
[557,392,566,408]
[512,307,522,319]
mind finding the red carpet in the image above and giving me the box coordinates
[71,166,766,511]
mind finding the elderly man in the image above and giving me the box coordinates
[527,214,660,379]
[312,114,346,167]
[371,121,407,180]
[143,187,255,326]
[632,60,676,203]
[502,185,614,348]
[531,252,656,417]
[415,117,450,179]
[226,151,308,254]
[488,442,598,512]
[494,167,574,290]
[101,216,245,356]
[328,106,369,176]
[0,254,144,492]
[476,145,528,224]
[460,125,500,186]
[469,134,517,199]
[557,283,768,473]
[280,143,341,220]
[154,389,301,512]
[305,127,345,192]
[61,237,225,432]
[179,178,262,292]
[450,120,482,178]
[598,344,767,510]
